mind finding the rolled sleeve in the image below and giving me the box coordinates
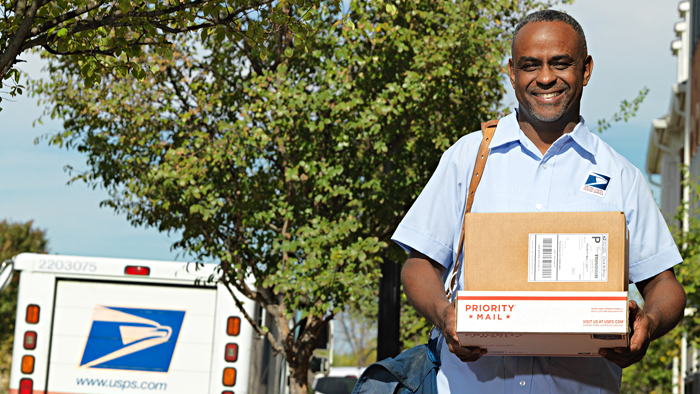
[625,168,683,282]
[392,224,455,268]
[629,244,683,283]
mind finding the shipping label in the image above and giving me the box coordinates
[528,234,608,282]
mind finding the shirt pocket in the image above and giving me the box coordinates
[557,189,621,212]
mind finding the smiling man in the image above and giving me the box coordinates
[393,10,686,394]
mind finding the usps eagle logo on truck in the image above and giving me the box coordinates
[79,306,185,372]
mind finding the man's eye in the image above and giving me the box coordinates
[522,64,538,71]
[553,63,570,69]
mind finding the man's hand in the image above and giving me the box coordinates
[402,250,485,363]
[598,300,654,368]
[440,301,487,362]
[599,269,685,368]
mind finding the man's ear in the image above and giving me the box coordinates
[583,55,593,87]
[508,58,516,88]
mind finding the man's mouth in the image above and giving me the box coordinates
[532,92,563,99]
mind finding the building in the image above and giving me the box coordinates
[647,2,700,393]
[646,1,689,227]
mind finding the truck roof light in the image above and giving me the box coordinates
[21,355,34,374]
[223,367,237,386]
[225,343,238,362]
[23,332,37,350]
[26,305,39,324]
[222,392,233,394]
[125,266,150,276]
[19,378,32,394]
[227,317,240,336]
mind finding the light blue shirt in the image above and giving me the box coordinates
[391,112,682,394]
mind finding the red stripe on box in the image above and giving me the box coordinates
[456,296,628,301]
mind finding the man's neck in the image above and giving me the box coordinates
[517,108,580,155]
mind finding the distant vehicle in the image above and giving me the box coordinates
[1,253,331,394]
[312,366,366,394]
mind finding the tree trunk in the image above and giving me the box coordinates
[288,364,309,394]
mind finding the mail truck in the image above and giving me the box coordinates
[0,253,286,394]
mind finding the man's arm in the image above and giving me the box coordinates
[600,268,686,367]
[402,249,486,362]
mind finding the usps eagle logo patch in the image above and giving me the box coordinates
[581,171,611,197]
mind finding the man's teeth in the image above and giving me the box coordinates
[536,92,560,98]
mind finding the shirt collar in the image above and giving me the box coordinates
[490,110,597,156]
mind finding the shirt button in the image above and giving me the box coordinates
[536,203,542,210]
[520,380,526,387]
[542,163,548,169]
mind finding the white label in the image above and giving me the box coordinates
[528,234,608,282]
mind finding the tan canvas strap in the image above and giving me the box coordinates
[445,119,498,299]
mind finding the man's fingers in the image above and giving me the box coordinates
[445,334,485,362]
[454,346,485,362]
[628,300,639,312]
[629,328,647,353]
[599,347,646,368]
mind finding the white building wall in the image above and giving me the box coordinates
[662,153,683,224]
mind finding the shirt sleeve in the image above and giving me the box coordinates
[625,168,683,283]
[391,136,475,269]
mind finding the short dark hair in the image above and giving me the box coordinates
[511,10,587,56]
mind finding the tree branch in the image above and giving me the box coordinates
[221,279,285,353]
[0,0,48,77]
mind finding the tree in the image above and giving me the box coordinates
[34,0,563,392]
[0,220,49,393]
[0,0,341,109]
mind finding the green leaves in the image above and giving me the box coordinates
[597,87,650,132]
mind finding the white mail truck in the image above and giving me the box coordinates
[0,252,315,394]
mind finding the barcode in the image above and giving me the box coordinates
[542,238,553,279]
[594,255,599,279]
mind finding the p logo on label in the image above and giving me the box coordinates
[581,171,611,197]
[79,306,185,372]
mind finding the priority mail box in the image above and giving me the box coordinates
[455,291,629,356]
[462,212,629,292]
[455,212,630,355]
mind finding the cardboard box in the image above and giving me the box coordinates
[455,291,628,356]
[455,212,630,355]
[463,212,629,292]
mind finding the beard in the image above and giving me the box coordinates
[526,102,569,122]
[524,85,571,122]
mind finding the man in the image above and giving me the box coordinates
[393,10,686,393]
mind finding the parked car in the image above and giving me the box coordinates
[312,366,366,394]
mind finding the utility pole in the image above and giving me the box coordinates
[377,256,401,361]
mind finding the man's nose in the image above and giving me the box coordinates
[536,66,556,88]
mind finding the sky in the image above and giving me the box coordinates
[0,0,685,262]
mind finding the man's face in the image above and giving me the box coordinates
[508,21,593,124]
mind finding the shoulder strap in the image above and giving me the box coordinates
[445,119,498,299]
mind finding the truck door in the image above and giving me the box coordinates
[46,280,217,394]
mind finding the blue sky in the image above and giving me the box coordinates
[0,0,683,261]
